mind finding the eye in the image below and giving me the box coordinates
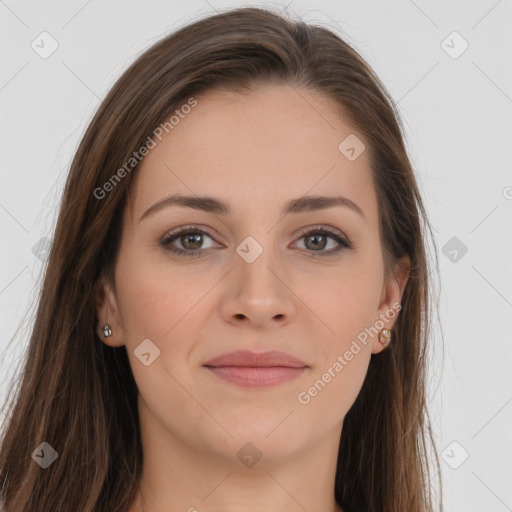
[160,225,218,257]
[293,225,353,256]
[160,224,353,257]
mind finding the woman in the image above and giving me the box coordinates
[0,6,442,511]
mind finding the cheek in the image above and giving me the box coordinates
[114,253,209,401]
[295,270,377,422]
[308,260,383,344]
[297,255,382,412]
[296,347,370,433]
[113,247,203,343]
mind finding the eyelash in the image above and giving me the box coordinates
[160,224,353,258]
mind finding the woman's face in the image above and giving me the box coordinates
[97,84,409,466]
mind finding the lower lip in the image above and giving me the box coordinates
[205,366,307,387]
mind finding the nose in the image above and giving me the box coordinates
[219,243,296,330]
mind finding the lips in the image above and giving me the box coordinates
[203,350,308,368]
[203,350,309,388]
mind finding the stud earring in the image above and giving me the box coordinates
[378,328,391,348]
[102,302,112,338]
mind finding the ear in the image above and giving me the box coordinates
[94,274,125,347]
[371,254,410,355]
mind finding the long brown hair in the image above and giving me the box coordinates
[0,6,442,511]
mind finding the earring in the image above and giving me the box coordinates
[102,302,112,338]
[378,328,391,348]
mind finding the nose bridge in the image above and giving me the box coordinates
[235,232,281,295]
[220,229,295,326]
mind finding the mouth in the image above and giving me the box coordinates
[203,350,309,388]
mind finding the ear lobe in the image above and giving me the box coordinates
[94,276,124,347]
[371,255,410,355]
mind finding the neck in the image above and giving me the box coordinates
[128,396,345,512]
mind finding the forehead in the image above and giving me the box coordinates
[127,84,377,224]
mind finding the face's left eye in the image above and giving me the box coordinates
[292,226,352,255]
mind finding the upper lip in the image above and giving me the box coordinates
[203,350,308,368]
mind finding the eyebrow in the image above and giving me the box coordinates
[139,193,366,222]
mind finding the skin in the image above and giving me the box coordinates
[96,83,410,512]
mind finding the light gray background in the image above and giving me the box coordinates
[1,1,511,510]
